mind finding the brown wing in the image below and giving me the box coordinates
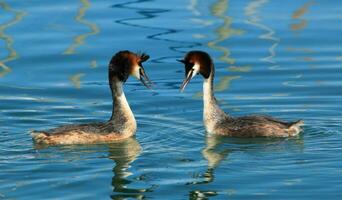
[45,122,107,135]
[223,115,291,130]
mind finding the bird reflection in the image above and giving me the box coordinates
[187,134,231,186]
[187,133,304,193]
[202,135,231,170]
[34,137,150,199]
[189,190,218,200]
[186,134,229,199]
[108,137,152,200]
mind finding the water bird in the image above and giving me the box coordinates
[178,50,304,137]
[32,50,152,145]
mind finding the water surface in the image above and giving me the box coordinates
[1,0,342,199]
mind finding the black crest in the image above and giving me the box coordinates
[139,53,150,63]
[179,51,212,79]
[109,50,133,82]
[177,59,194,77]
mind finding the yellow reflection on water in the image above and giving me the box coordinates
[300,57,315,62]
[63,0,100,54]
[188,0,215,26]
[192,33,207,39]
[285,1,316,88]
[215,75,240,92]
[286,47,315,53]
[70,73,85,89]
[90,60,97,68]
[291,20,307,31]
[0,1,26,77]
[292,1,314,19]
[208,0,244,65]
[187,0,201,16]
[290,1,314,31]
[244,0,280,69]
[199,0,244,98]
[193,75,240,99]
[227,66,251,72]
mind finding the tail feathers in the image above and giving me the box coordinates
[287,119,304,136]
[31,131,50,144]
[288,119,304,128]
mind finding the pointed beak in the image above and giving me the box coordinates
[179,63,200,92]
[180,69,194,92]
[139,67,153,89]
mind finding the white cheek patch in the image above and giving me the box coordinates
[191,63,200,78]
[131,65,140,80]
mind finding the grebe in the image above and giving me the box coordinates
[32,50,152,145]
[178,50,304,137]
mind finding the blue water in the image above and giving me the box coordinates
[1,0,342,199]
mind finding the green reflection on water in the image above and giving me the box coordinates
[70,73,85,89]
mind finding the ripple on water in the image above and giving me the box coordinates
[1,0,342,198]
[137,114,204,153]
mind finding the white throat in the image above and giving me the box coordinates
[202,66,228,133]
[192,63,200,78]
[110,80,137,134]
[113,82,133,115]
[131,65,141,80]
[203,78,214,104]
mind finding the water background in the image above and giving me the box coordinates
[1,0,342,199]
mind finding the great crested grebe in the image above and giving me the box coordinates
[32,50,152,145]
[178,50,304,137]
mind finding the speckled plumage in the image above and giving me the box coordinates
[31,122,133,145]
[180,51,304,137]
[32,51,151,145]
[210,115,304,137]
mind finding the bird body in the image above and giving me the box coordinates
[32,51,152,145]
[179,51,304,137]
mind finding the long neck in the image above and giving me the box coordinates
[203,64,229,132]
[109,77,137,134]
[203,64,216,107]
